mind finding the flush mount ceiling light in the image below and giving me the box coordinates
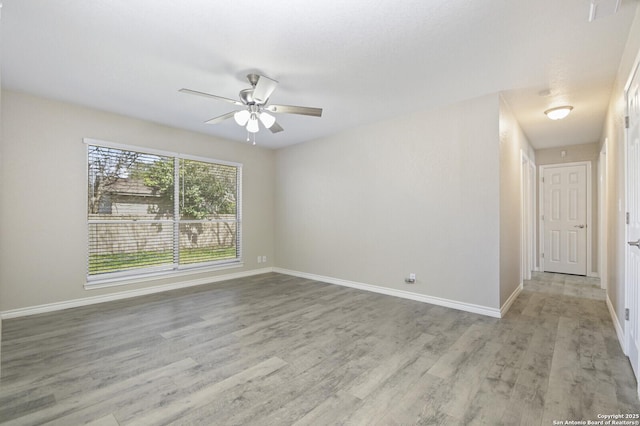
[544,106,573,120]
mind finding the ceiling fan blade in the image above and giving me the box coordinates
[266,104,323,117]
[205,111,236,124]
[252,75,279,104]
[269,121,284,133]
[179,88,243,106]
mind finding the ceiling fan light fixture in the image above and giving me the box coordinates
[181,73,323,142]
[234,109,250,126]
[258,111,276,129]
[544,106,573,120]
[246,115,260,133]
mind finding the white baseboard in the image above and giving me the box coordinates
[273,268,502,318]
[0,267,274,319]
[606,293,626,354]
[1,267,512,320]
[500,283,523,317]
[588,272,600,278]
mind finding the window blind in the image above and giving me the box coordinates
[87,143,241,281]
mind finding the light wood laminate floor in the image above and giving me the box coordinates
[1,272,638,425]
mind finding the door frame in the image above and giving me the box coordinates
[623,51,640,395]
[599,140,608,289]
[538,161,593,276]
[521,150,536,282]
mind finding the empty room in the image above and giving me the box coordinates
[2,0,640,424]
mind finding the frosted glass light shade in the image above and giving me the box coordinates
[246,116,260,133]
[259,111,276,128]
[544,106,573,120]
[234,109,250,126]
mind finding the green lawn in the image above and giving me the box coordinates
[89,246,237,275]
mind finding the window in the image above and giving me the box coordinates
[86,140,242,282]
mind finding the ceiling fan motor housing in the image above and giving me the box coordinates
[239,88,255,105]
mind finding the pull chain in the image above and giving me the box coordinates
[246,129,257,146]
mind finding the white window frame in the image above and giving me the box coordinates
[84,138,243,287]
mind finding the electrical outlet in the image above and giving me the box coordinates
[262,256,267,263]
[409,273,416,281]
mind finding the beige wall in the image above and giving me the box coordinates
[0,90,276,311]
[499,96,534,305]
[535,143,600,273]
[601,6,640,329]
[275,94,502,309]
[0,90,534,315]
[535,143,599,165]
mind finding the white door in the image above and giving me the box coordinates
[625,59,640,382]
[543,164,588,275]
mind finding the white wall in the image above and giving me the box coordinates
[499,96,534,305]
[275,94,502,309]
[601,6,640,332]
[0,90,276,311]
[0,28,3,370]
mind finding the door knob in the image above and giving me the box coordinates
[574,224,585,228]
[629,239,640,248]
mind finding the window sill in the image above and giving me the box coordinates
[85,261,244,290]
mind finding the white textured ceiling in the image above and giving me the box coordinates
[2,0,638,149]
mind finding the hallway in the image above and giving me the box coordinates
[514,272,638,424]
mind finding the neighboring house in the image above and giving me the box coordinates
[94,178,169,218]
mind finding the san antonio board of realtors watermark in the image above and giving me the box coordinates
[553,413,640,425]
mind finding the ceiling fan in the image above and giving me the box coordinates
[179,73,323,137]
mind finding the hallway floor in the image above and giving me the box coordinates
[516,272,639,424]
[525,271,605,301]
